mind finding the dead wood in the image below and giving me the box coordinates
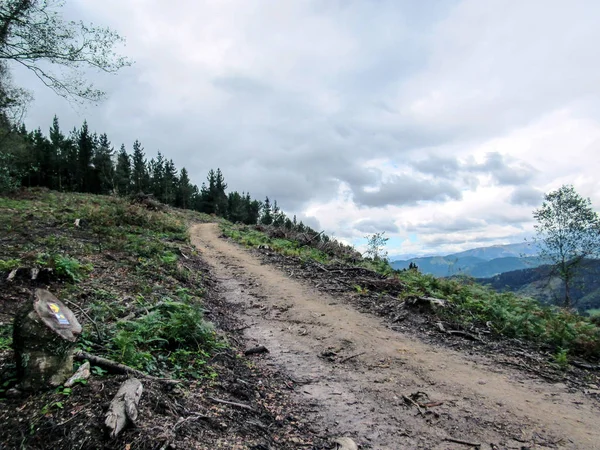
[446,330,483,342]
[207,396,255,412]
[63,298,102,342]
[443,436,481,448]
[339,352,365,363]
[570,360,600,371]
[105,378,143,438]
[7,268,17,281]
[74,351,179,384]
[402,394,425,416]
[244,345,269,356]
[13,289,83,391]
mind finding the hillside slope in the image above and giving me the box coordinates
[0,190,327,449]
[479,259,600,313]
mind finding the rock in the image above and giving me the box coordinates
[5,388,21,398]
[332,437,359,450]
[13,289,82,391]
[64,361,91,387]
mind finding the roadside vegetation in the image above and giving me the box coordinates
[221,221,600,360]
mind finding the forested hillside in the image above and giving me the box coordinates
[0,116,320,234]
[479,259,600,315]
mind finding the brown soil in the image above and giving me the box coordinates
[191,223,600,450]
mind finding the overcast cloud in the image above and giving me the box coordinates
[15,0,600,258]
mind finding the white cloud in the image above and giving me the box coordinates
[14,0,600,258]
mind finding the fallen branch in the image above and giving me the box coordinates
[443,436,481,448]
[208,396,255,412]
[173,413,209,431]
[570,360,600,371]
[339,352,365,364]
[402,394,424,416]
[446,330,484,342]
[64,299,103,342]
[105,378,143,438]
[74,351,179,384]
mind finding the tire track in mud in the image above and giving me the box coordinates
[191,223,600,450]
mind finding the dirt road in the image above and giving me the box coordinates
[191,223,600,449]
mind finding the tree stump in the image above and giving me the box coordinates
[13,289,82,391]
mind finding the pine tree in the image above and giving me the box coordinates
[76,121,95,192]
[177,167,194,209]
[149,151,165,201]
[31,127,52,187]
[49,116,66,191]
[93,133,115,194]
[131,140,148,193]
[227,191,244,223]
[200,170,217,214]
[261,196,273,225]
[115,144,131,195]
[214,168,228,216]
[163,159,178,205]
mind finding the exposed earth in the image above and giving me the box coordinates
[191,223,600,450]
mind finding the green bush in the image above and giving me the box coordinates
[112,300,217,375]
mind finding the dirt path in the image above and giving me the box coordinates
[191,223,600,450]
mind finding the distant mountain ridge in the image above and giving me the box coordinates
[390,242,543,278]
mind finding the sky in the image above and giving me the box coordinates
[15,0,600,259]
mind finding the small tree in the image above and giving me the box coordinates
[364,232,389,261]
[533,185,600,307]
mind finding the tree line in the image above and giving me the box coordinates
[0,115,312,231]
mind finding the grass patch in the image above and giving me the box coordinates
[397,270,600,357]
[0,322,11,351]
[0,189,221,381]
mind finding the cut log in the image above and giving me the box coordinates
[12,289,82,391]
[105,378,144,438]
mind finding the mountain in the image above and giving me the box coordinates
[390,243,543,278]
[449,242,538,261]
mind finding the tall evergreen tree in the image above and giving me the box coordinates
[93,133,115,194]
[200,170,216,214]
[115,144,131,195]
[76,121,95,192]
[163,159,178,205]
[49,115,66,191]
[149,151,165,201]
[244,193,261,225]
[261,196,273,225]
[177,167,194,209]
[131,139,148,193]
[214,168,228,216]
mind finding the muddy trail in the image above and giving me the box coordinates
[191,223,600,450]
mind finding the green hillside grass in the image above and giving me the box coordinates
[0,188,220,381]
